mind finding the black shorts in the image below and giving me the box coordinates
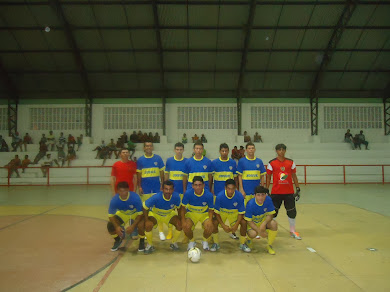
[270,194,295,211]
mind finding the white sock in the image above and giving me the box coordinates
[288,217,296,233]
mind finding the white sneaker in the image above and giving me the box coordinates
[256,235,261,239]
[187,241,196,250]
[239,243,251,253]
[202,241,210,251]
[159,232,166,241]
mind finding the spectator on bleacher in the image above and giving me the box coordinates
[58,132,66,148]
[23,133,33,151]
[141,132,148,143]
[66,145,77,167]
[147,132,154,142]
[33,141,48,164]
[358,130,369,150]
[201,134,207,143]
[107,139,119,159]
[100,146,110,166]
[127,139,136,159]
[93,140,106,159]
[121,132,128,144]
[192,134,199,143]
[137,131,143,142]
[0,135,9,152]
[5,155,21,178]
[344,129,354,149]
[76,134,83,151]
[238,146,245,159]
[41,154,58,177]
[133,156,137,162]
[57,145,66,167]
[153,132,160,143]
[110,148,137,196]
[244,131,251,143]
[40,134,47,145]
[116,137,124,149]
[21,155,31,173]
[47,131,56,151]
[130,131,138,143]
[68,134,76,148]
[352,134,361,150]
[182,133,188,144]
[254,132,263,143]
[231,146,240,161]
[11,132,23,152]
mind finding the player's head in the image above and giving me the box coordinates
[143,142,153,155]
[275,144,287,157]
[192,176,205,194]
[15,155,19,159]
[254,186,269,205]
[193,141,204,157]
[219,143,229,159]
[174,142,184,157]
[224,179,236,197]
[245,142,255,156]
[162,180,174,197]
[119,148,129,159]
[117,181,129,198]
[347,129,350,132]
[360,130,363,134]
[24,155,28,159]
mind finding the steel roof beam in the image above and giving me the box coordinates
[384,82,390,135]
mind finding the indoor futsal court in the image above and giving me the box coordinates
[0,0,390,292]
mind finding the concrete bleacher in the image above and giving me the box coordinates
[1,137,390,185]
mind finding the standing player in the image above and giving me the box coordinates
[163,142,188,240]
[143,181,183,254]
[107,181,145,252]
[111,148,137,195]
[185,141,213,192]
[237,142,266,205]
[266,144,301,240]
[137,142,164,202]
[181,176,217,251]
[212,179,250,252]
[245,186,278,255]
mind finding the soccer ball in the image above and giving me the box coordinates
[187,247,201,263]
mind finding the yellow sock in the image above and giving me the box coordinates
[182,234,189,243]
[158,222,164,233]
[139,235,145,239]
[239,236,246,245]
[267,229,277,246]
[202,236,210,242]
[166,226,173,239]
[171,230,182,243]
[212,233,219,244]
[145,231,153,245]
[111,234,118,239]
[190,237,195,242]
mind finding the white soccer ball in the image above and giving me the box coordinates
[187,247,201,263]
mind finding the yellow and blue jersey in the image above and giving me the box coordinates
[214,190,245,217]
[185,156,213,191]
[212,157,237,195]
[108,192,143,217]
[237,156,266,195]
[143,191,181,217]
[137,154,165,194]
[181,188,214,214]
[244,196,275,224]
[165,156,187,194]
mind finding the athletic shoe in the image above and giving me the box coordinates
[159,232,166,241]
[202,240,210,251]
[170,242,179,251]
[138,238,145,252]
[166,230,173,240]
[144,244,155,254]
[239,243,251,253]
[210,243,220,252]
[247,239,253,249]
[267,245,276,255]
[290,232,302,240]
[229,233,238,240]
[256,235,261,239]
[187,241,196,250]
[111,238,123,251]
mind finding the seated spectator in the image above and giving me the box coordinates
[127,139,136,158]
[23,133,33,151]
[93,140,106,159]
[21,155,31,173]
[192,134,199,143]
[137,130,143,142]
[358,130,369,150]
[147,132,154,142]
[66,145,77,166]
[99,146,110,166]
[40,133,47,145]
[344,129,354,149]
[33,142,48,164]
[182,133,188,144]
[107,139,118,159]
[132,156,137,162]
[238,146,245,159]
[11,132,23,152]
[141,132,148,143]
[41,154,58,177]
[231,146,240,160]
[5,155,21,178]
[68,134,76,148]
[121,132,128,144]
[57,145,66,167]
[243,131,251,143]
[153,132,160,143]
[58,132,66,148]
[254,132,263,143]
[76,134,83,151]
[352,134,361,150]
[47,130,56,151]
[116,138,124,149]
[0,135,9,152]
[201,134,207,143]
[130,131,138,143]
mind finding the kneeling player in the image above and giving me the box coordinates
[213,179,250,252]
[143,180,182,254]
[245,186,278,255]
[107,181,145,252]
[181,176,217,251]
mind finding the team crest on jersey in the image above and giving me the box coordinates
[154,162,158,166]
[233,202,238,207]
[202,202,207,206]
[170,204,174,208]
[279,173,288,181]
[281,167,285,171]
[129,205,134,209]
[256,164,260,168]
[264,208,267,212]
[229,166,233,170]
[203,165,207,169]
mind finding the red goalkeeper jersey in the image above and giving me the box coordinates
[267,158,296,194]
